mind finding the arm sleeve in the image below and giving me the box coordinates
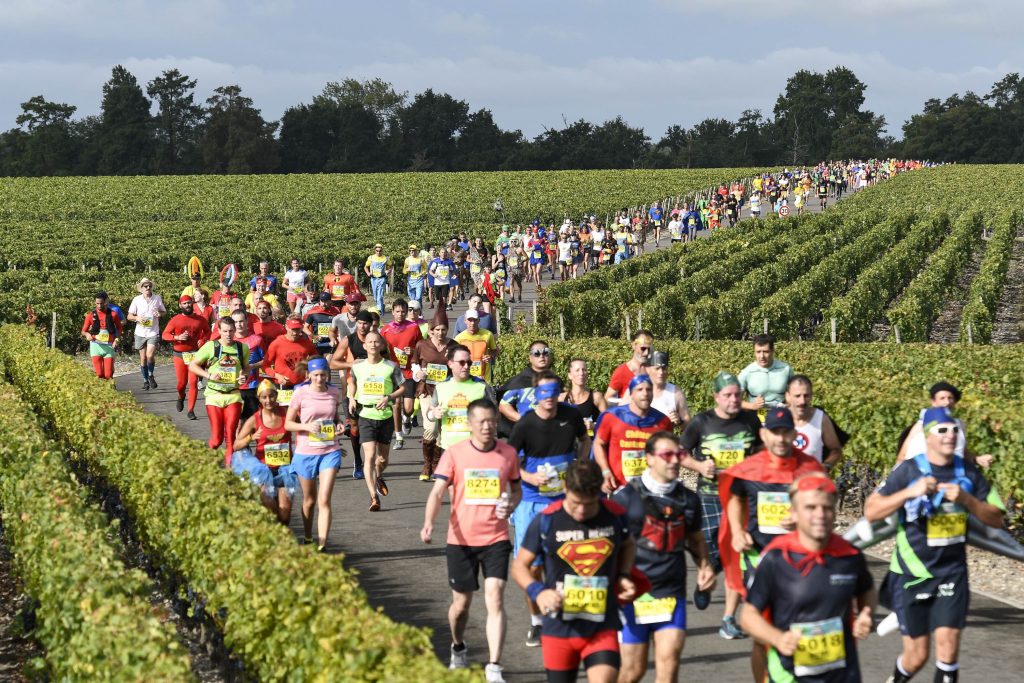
[391,365,404,387]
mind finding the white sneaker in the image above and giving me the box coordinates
[393,433,405,450]
[449,644,468,670]
[402,415,413,436]
[484,663,505,682]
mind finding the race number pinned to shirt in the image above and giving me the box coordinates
[711,440,745,471]
[425,363,448,384]
[276,389,294,406]
[308,419,335,445]
[95,329,111,344]
[361,380,386,403]
[633,593,677,625]
[263,442,291,467]
[331,284,345,298]
[181,351,195,365]
[561,575,609,622]
[315,323,332,341]
[464,468,501,505]
[621,450,646,480]
[394,348,410,367]
[791,617,846,677]
[757,406,768,424]
[470,360,484,378]
[756,491,791,535]
[927,502,968,546]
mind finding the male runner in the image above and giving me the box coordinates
[323,259,358,309]
[738,334,793,422]
[895,382,994,468]
[497,340,553,438]
[785,375,845,468]
[455,309,499,384]
[593,375,672,493]
[380,298,424,449]
[162,296,210,415]
[605,330,653,406]
[428,344,496,454]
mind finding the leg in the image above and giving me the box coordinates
[651,628,685,683]
[206,404,224,450]
[144,341,157,382]
[362,441,379,501]
[375,443,390,479]
[618,642,649,683]
[449,590,473,647]
[316,464,337,546]
[91,354,104,378]
[750,641,766,683]
[276,486,292,525]
[933,627,962,674]
[102,356,115,379]
[173,355,188,399]
[298,474,316,540]
[898,634,931,677]
[222,401,243,466]
[483,577,507,664]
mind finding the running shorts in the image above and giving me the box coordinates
[291,449,343,480]
[894,573,969,637]
[620,596,687,643]
[446,541,512,592]
[542,629,620,675]
[358,416,395,445]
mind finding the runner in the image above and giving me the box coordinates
[180,272,210,302]
[429,343,496,453]
[648,201,663,245]
[411,308,457,480]
[511,459,639,683]
[646,350,690,431]
[232,380,297,524]
[81,291,123,380]
[402,245,428,307]
[605,330,653,406]
[614,431,717,683]
[364,244,391,313]
[817,177,830,210]
[127,277,166,390]
[249,261,279,295]
[667,213,684,244]
[380,298,424,449]
[738,334,794,423]
[785,375,845,468]
[455,310,499,384]
[508,371,590,647]
[161,295,209,416]
[284,357,342,550]
[421,399,521,681]
[282,258,308,313]
[303,292,341,359]
[408,299,429,337]
[865,406,1005,683]
[719,406,827,681]
[188,316,249,466]
[497,339,553,438]
[264,315,317,389]
[348,330,405,511]
[679,371,763,640]
[559,359,607,442]
[231,310,265,421]
[740,474,877,683]
[506,240,526,303]
[429,247,456,312]
[682,204,703,242]
[323,259,359,309]
[210,277,237,321]
[252,300,285,353]
[329,309,378,479]
[593,374,673,492]
[244,277,280,315]
[528,230,546,284]
[329,292,363,346]
[454,293,498,336]
[895,381,994,468]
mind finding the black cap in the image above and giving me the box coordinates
[929,381,961,402]
[763,406,795,430]
[319,292,332,303]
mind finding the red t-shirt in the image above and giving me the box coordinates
[323,273,359,301]
[160,313,210,352]
[81,310,123,339]
[253,319,286,354]
[380,320,424,379]
[434,438,520,546]
[264,334,318,386]
[608,362,639,397]
[596,405,673,486]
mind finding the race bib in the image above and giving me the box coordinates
[95,329,111,344]
[633,593,677,625]
[218,304,232,318]
[464,468,501,505]
[263,441,291,467]
[316,323,332,340]
[435,266,450,279]
[181,351,195,365]
[276,389,294,406]
[444,396,469,433]
[561,575,608,623]
[927,503,968,546]
[425,363,448,384]
[757,491,791,535]
[394,349,410,367]
[621,450,646,480]
[470,360,484,377]
[215,367,238,385]
[308,420,335,445]
[538,461,568,497]
[331,284,345,298]
[140,316,153,328]
[711,440,745,471]
[757,407,768,424]
[361,380,386,402]
[470,263,482,274]
[791,617,846,677]
[408,262,421,274]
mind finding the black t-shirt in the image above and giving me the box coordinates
[305,311,335,351]
[730,478,791,552]
[507,404,586,458]
[521,499,630,637]
[613,479,701,598]
[746,545,873,682]
[680,409,763,496]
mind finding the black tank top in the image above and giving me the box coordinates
[565,389,600,423]
[347,332,368,360]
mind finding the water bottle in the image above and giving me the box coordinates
[496,491,511,520]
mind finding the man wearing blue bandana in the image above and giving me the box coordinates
[594,374,673,494]
[865,406,1005,683]
[508,370,590,649]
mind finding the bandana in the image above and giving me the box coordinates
[534,382,559,402]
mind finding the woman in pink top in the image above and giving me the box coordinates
[285,357,342,551]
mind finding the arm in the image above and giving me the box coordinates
[575,434,592,461]
[329,337,351,372]
[419,477,448,543]
[593,391,608,413]
[738,601,800,656]
[614,535,638,601]
[686,529,717,591]
[864,475,935,521]
[591,434,616,494]
[511,547,562,615]
[852,588,878,640]
[160,319,177,342]
[955,487,1005,528]
[284,402,313,434]
[233,414,260,451]
[726,493,752,552]
[821,414,844,469]
[498,398,520,425]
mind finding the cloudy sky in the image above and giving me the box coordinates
[1,0,1021,140]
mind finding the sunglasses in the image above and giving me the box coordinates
[142,284,153,289]
[452,359,471,366]
[930,425,960,435]
[652,449,684,461]
[530,349,552,357]
[637,345,650,352]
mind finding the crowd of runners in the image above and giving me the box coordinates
[73,158,993,683]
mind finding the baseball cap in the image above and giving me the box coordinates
[712,371,740,393]
[178,295,193,304]
[318,292,332,303]
[374,243,383,249]
[923,406,956,432]
[764,407,795,431]
[409,244,418,250]
[648,351,669,368]
[464,309,480,320]
[285,318,303,329]
[408,299,422,310]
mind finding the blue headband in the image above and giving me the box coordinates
[535,382,560,401]
[307,357,329,374]
[628,374,653,391]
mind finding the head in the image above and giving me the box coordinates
[307,357,330,390]
[259,261,270,275]
[647,351,669,387]
[533,370,562,412]
[448,344,472,380]
[408,299,422,318]
[346,296,362,316]
[229,296,245,313]
[193,288,206,304]
[563,460,604,522]
[429,317,449,343]
[467,294,483,311]
[256,379,279,409]
[465,310,480,333]
[217,316,237,343]
[255,300,273,322]
[628,374,654,412]
[94,291,109,311]
[645,431,683,484]
[929,381,961,410]
[138,278,154,295]
[290,258,300,270]
[178,295,194,315]
[391,299,408,323]
[789,475,838,543]
[528,340,552,372]
[760,407,797,458]
[631,330,653,363]
[712,372,742,417]
[231,310,249,337]
[467,399,497,444]
[439,247,448,259]
[355,310,373,336]
[363,330,384,357]
[285,314,303,339]
[567,358,589,387]
[254,278,268,294]
[923,407,959,458]
[333,260,343,275]
[190,273,202,288]
[785,375,814,416]
[753,334,775,368]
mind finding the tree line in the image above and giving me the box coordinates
[1,65,1021,176]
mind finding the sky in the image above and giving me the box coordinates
[1,0,1022,140]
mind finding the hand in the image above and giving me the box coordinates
[780,516,797,531]
[274,373,289,384]
[348,398,357,414]
[976,454,995,469]
[731,530,753,553]
[86,334,95,341]
[209,372,222,382]
[852,606,873,640]
[616,576,638,602]
[752,396,765,409]
[700,459,717,479]
[535,588,562,615]
[252,428,264,441]
[375,398,389,411]
[908,476,938,499]
[938,482,964,504]
[482,355,492,364]
[521,471,546,488]
[495,500,511,520]
[774,629,801,657]
[667,410,681,425]
[429,406,444,420]
[696,564,717,592]
[420,524,433,544]
[414,370,426,382]
[601,471,616,495]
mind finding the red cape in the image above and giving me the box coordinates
[717,449,826,596]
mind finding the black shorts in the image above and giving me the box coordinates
[893,572,969,637]
[434,284,450,298]
[402,378,417,399]
[358,416,395,445]
[446,541,512,592]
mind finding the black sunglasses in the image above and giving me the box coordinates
[531,349,552,357]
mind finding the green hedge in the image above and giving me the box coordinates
[0,324,473,683]
[0,379,192,681]
[493,337,1024,502]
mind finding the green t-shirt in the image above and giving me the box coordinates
[194,340,249,407]
[351,358,402,420]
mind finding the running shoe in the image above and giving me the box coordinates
[143,379,150,391]
[525,625,541,647]
[393,433,405,450]
[353,468,364,480]
[484,663,505,682]
[449,643,468,670]
[149,376,158,389]
[402,415,413,436]
[419,473,432,482]
[187,410,197,420]
[176,397,184,412]
[693,587,711,611]
[719,616,747,640]
[377,477,389,497]
[368,498,381,512]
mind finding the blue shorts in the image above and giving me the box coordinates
[291,450,343,480]
[620,596,688,644]
[511,499,554,563]
[231,449,275,491]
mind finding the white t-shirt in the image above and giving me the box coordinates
[283,269,308,295]
[128,294,166,338]
[558,241,572,262]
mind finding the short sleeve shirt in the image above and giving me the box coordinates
[680,409,763,496]
[737,359,793,406]
[434,439,520,546]
[290,384,341,455]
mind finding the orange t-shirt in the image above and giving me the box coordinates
[323,273,358,301]
[434,439,520,546]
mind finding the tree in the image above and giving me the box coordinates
[590,117,650,169]
[773,70,831,164]
[316,78,406,135]
[454,108,523,171]
[147,69,204,174]
[393,89,470,170]
[199,85,279,174]
[95,65,154,175]
[12,95,79,175]
[278,98,384,173]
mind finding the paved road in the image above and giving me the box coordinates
[115,185,1023,681]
